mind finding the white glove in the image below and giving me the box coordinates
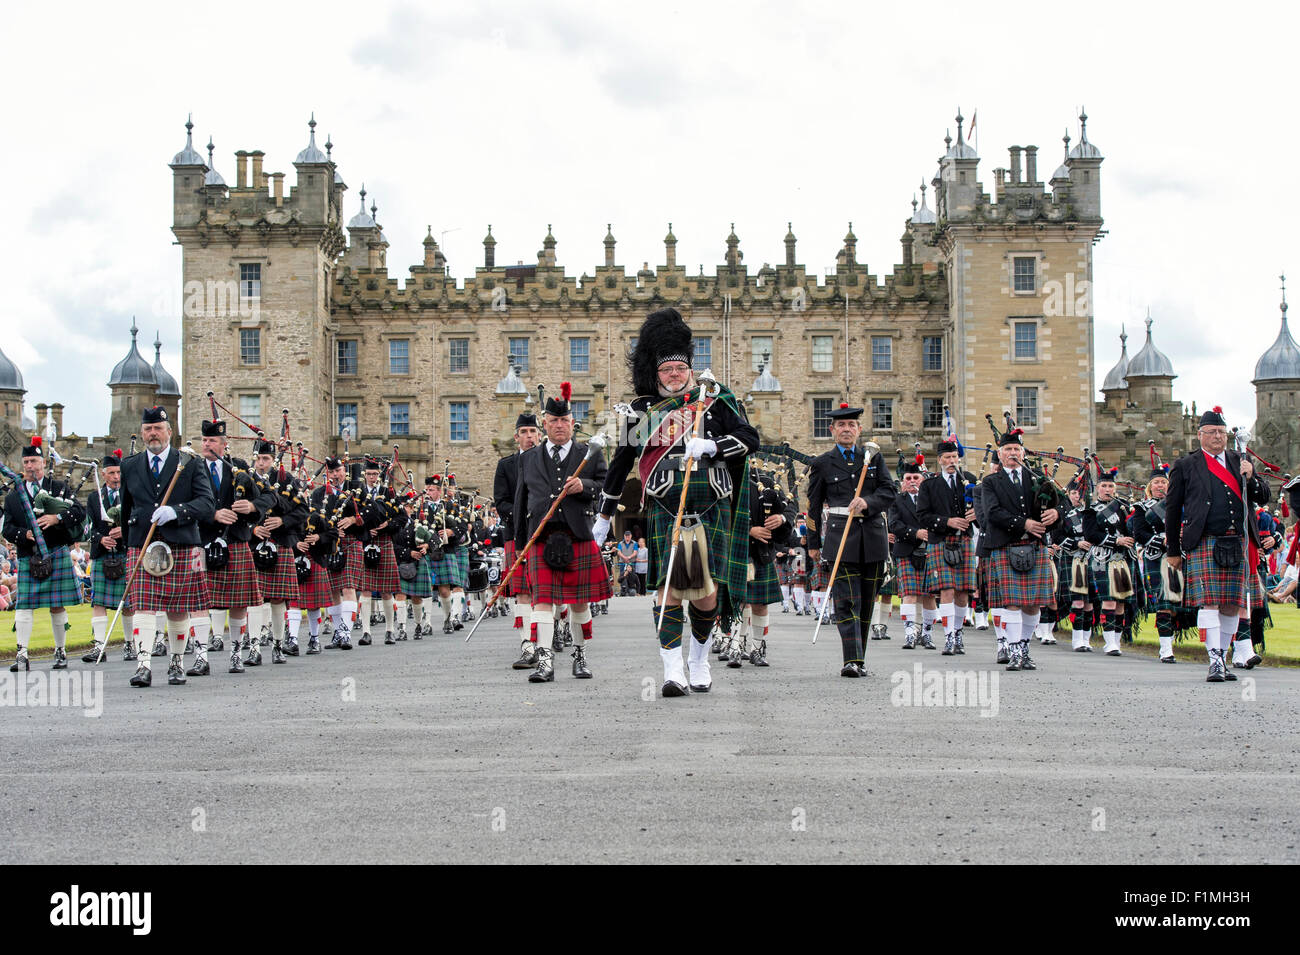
[592,515,611,546]
[684,437,718,460]
[151,505,177,525]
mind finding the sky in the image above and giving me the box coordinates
[4,0,1297,445]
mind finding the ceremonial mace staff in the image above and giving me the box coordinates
[655,370,722,637]
[95,444,200,664]
[812,437,880,646]
[464,430,609,642]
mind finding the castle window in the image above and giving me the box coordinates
[389,339,410,375]
[570,337,590,373]
[508,337,530,373]
[337,340,358,376]
[812,398,832,439]
[1015,386,1039,427]
[870,336,891,372]
[1013,322,1038,359]
[922,397,944,430]
[239,328,261,365]
[238,395,262,430]
[751,336,773,373]
[448,338,468,374]
[449,402,469,442]
[337,403,357,439]
[240,263,261,303]
[923,336,943,371]
[389,402,410,436]
[571,400,590,425]
[811,335,834,373]
[871,398,893,431]
[694,337,712,371]
[1013,257,1036,293]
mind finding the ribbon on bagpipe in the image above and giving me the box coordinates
[0,461,51,562]
[207,392,330,471]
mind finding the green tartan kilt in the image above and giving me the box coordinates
[1141,556,1177,613]
[1090,554,1138,602]
[647,481,742,598]
[399,558,435,598]
[877,567,897,597]
[745,558,783,606]
[91,558,130,610]
[16,547,82,610]
[428,545,468,588]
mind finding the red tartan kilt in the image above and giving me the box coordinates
[295,559,334,610]
[979,557,1003,608]
[924,537,977,593]
[363,537,400,594]
[896,555,928,595]
[505,539,529,596]
[330,537,363,594]
[1185,537,1249,608]
[207,540,263,610]
[257,547,300,602]
[127,546,210,615]
[1251,571,1265,609]
[526,539,613,605]
[985,545,1054,607]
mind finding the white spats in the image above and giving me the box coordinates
[191,615,210,662]
[287,608,302,641]
[1197,608,1221,656]
[687,633,711,690]
[660,645,687,691]
[752,610,770,637]
[1232,637,1254,665]
[1158,635,1175,659]
[1072,625,1089,651]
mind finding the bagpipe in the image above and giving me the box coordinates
[985,412,1065,512]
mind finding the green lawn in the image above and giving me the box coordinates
[4,600,1299,666]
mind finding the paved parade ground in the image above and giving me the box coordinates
[2,596,1297,865]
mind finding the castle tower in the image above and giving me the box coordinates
[931,109,1104,455]
[152,332,182,429]
[1252,275,1300,467]
[172,115,344,461]
[1124,314,1176,408]
[0,344,27,470]
[1099,325,1130,413]
[108,319,158,442]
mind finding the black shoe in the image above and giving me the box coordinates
[711,636,723,654]
[840,663,861,678]
[942,635,955,656]
[49,647,67,670]
[442,620,453,635]
[385,630,396,645]
[854,662,869,678]
[661,680,689,697]
[528,648,555,683]
[749,640,769,667]
[307,635,321,654]
[228,650,244,673]
[246,648,263,667]
[358,633,372,646]
[123,643,137,662]
[10,648,29,672]
[953,634,965,654]
[996,645,1010,665]
[130,664,152,687]
[727,640,746,668]
[167,656,186,685]
[151,636,167,657]
[339,633,353,650]
[396,625,408,641]
[512,646,538,670]
[283,639,300,657]
[1223,668,1238,682]
[1244,654,1263,669]
[1160,655,1177,664]
[920,631,936,650]
[209,636,225,652]
[572,645,592,679]
[272,643,286,664]
[82,645,107,664]
[186,657,210,677]
[453,618,464,631]
[259,625,272,647]
[1019,644,1037,671]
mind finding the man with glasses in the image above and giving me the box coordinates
[1164,407,1270,682]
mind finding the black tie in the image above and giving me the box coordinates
[552,445,563,473]
[1011,470,1021,490]
[845,449,853,466]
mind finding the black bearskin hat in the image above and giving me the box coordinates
[629,307,693,397]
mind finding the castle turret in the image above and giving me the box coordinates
[169,114,207,228]
[1100,325,1130,412]
[1065,110,1103,219]
[1125,314,1176,407]
[1252,276,1300,467]
[152,332,181,428]
[108,319,158,442]
[0,344,27,471]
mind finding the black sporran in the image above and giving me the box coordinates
[252,539,279,571]
[542,531,574,571]
[397,560,418,583]
[203,537,230,572]
[1212,537,1242,569]
[908,550,927,572]
[295,554,313,583]
[28,553,54,581]
[943,538,964,568]
[363,542,382,567]
[1007,542,1036,575]
[324,549,346,573]
[101,551,127,580]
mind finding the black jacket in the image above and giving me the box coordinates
[198,458,276,545]
[1165,449,1269,558]
[747,478,796,566]
[916,469,977,539]
[3,475,87,558]
[889,489,926,560]
[514,440,607,548]
[979,466,1057,550]
[1083,498,1131,549]
[806,447,895,564]
[251,468,309,548]
[493,453,522,539]
[86,483,123,560]
[119,449,216,549]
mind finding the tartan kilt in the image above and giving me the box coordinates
[808,560,829,593]
[1184,536,1249,609]
[257,547,301,603]
[126,546,210,615]
[90,557,130,610]
[527,539,613,605]
[745,559,783,606]
[398,558,435,599]
[647,483,735,592]
[363,536,401,594]
[877,568,896,597]
[980,555,1003,609]
[924,537,977,593]
[429,544,468,588]
[775,562,792,587]
[1057,549,1083,602]
[329,537,364,594]
[206,540,263,610]
[985,544,1054,608]
[896,553,928,595]
[1141,556,1177,614]
[1089,554,1137,602]
[296,559,335,610]
[504,539,529,596]
[16,547,81,610]
[1249,569,1265,610]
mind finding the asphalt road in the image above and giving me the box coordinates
[1,597,1296,864]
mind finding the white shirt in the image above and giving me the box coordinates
[149,446,171,474]
[1007,468,1024,485]
[545,440,573,463]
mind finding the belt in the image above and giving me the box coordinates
[826,507,864,517]
[654,456,723,475]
